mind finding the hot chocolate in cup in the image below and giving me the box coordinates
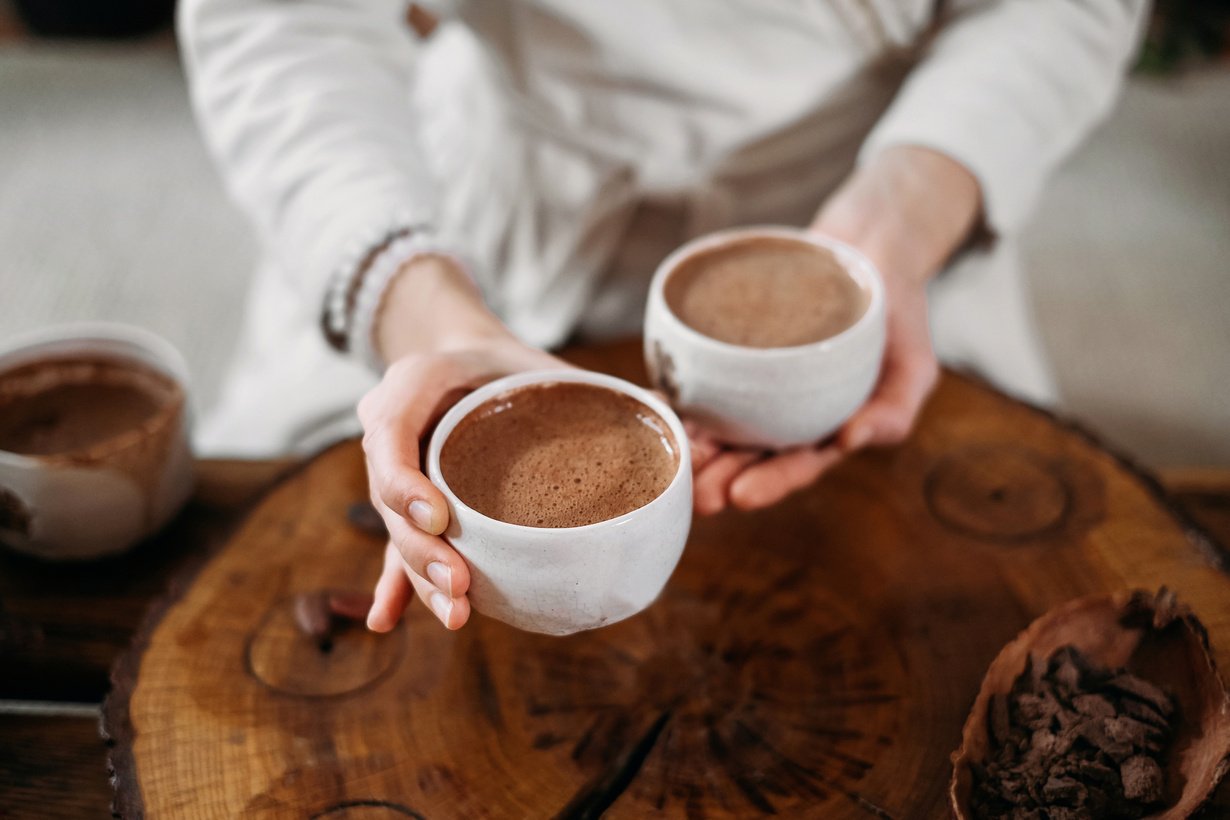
[426,370,692,636]
[0,324,195,560]
[644,226,887,449]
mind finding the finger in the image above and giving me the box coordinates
[406,564,471,630]
[385,514,471,599]
[367,543,415,632]
[729,446,844,510]
[685,423,722,473]
[841,351,939,451]
[693,450,762,515]
[363,429,450,535]
[358,361,469,536]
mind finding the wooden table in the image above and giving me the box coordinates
[0,458,292,818]
[1,340,1228,818]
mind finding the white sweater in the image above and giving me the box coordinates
[179,0,1146,456]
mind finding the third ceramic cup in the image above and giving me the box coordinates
[644,225,886,449]
[426,369,692,635]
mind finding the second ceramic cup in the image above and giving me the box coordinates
[0,323,195,560]
[425,369,693,636]
[644,226,887,449]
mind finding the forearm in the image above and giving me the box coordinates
[857,0,1146,233]
[180,0,438,302]
[375,257,513,364]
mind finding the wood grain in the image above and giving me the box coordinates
[0,713,111,820]
[104,340,1230,819]
[0,459,293,702]
[1163,468,1230,556]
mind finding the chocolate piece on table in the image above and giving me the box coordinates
[1104,674,1174,716]
[1117,696,1170,729]
[346,501,387,537]
[1044,807,1093,820]
[1072,693,1115,719]
[1077,718,1136,762]
[1040,774,1083,803]
[293,590,332,640]
[1120,755,1164,803]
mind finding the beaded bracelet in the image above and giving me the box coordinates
[347,231,474,372]
[320,209,426,354]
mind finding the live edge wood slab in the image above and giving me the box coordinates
[103,340,1230,819]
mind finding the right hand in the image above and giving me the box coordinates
[359,255,566,632]
[690,146,976,515]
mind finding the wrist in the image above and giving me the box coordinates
[881,145,981,264]
[375,255,512,363]
[814,145,981,286]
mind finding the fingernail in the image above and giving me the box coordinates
[426,561,452,596]
[408,499,435,532]
[429,591,453,624]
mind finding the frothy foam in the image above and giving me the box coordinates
[0,357,179,457]
[439,382,679,528]
[665,235,868,348]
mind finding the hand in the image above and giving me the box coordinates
[360,255,566,631]
[693,145,982,514]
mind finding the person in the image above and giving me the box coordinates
[179,0,1147,630]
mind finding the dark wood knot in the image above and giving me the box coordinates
[245,591,403,698]
[925,445,1072,541]
[310,799,426,819]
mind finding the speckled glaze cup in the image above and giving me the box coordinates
[426,370,692,636]
[0,324,194,560]
[644,226,886,449]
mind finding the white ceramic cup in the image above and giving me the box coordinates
[644,226,887,449]
[426,369,692,636]
[0,323,195,560]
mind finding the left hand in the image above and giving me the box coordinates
[692,145,982,514]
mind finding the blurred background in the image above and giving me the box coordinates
[0,0,1227,467]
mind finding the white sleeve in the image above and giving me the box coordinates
[859,0,1149,234]
[178,0,448,349]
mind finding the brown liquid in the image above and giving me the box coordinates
[0,357,179,457]
[665,236,868,348]
[439,382,679,528]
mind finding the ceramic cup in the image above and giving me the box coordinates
[0,323,195,560]
[644,226,887,449]
[426,369,692,636]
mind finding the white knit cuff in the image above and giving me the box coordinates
[321,209,425,351]
[347,232,474,372]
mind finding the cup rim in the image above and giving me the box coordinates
[649,225,886,358]
[0,322,191,384]
[0,322,191,468]
[426,369,691,534]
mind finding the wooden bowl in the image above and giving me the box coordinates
[949,589,1230,819]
